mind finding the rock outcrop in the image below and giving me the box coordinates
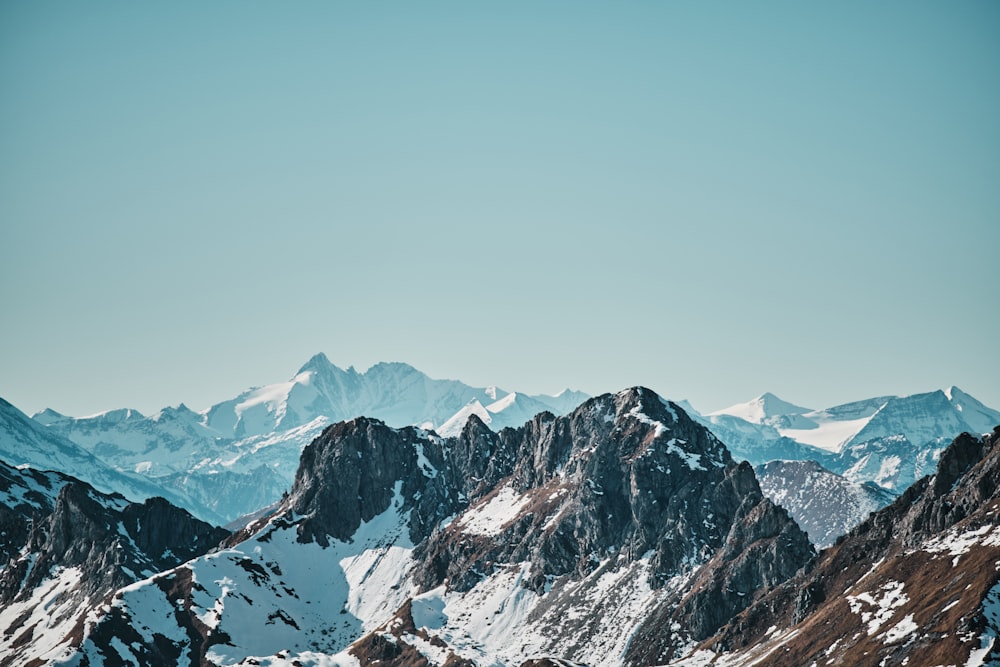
[676,426,1000,666]
[0,461,228,666]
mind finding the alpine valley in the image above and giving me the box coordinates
[0,355,997,666]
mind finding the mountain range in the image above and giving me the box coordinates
[1,385,996,666]
[20,355,998,547]
[29,355,588,523]
[1,357,998,665]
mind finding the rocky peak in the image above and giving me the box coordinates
[0,461,70,571]
[297,351,335,375]
[30,407,68,426]
[931,429,991,496]
[689,426,1000,667]
[406,387,813,658]
[48,385,819,667]
[1,479,229,606]
[283,417,456,546]
[447,412,510,497]
[0,465,228,667]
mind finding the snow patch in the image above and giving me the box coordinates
[881,613,917,644]
[780,417,872,452]
[414,441,438,479]
[923,525,997,565]
[846,580,909,635]
[458,486,531,536]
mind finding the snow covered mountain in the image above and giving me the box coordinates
[31,355,589,522]
[707,392,813,428]
[685,387,1000,547]
[0,459,228,666]
[200,354,586,438]
[693,387,999,491]
[0,398,194,516]
[755,460,897,548]
[435,392,558,437]
[61,388,815,666]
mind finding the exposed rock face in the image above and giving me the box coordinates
[284,417,458,545]
[4,482,228,605]
[412,389,773,596]
[0,461,71,567]
[756,459,897,547]
[58,387,816,667]
[623,486,814,665]
[337,389,813,664]
[677,426,1000,667]
[30,357,589,524]
[0,461,229,666]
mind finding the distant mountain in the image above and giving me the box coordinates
[64,388,814,667]
[0,458,228,666]
[201,354,585,438]
[31,355,589,522]
[0,398,198,518]
[756,459,897,548]
[435,391,558,437]
[689,387,999,492]
[675,426,1000,666]
[708,391,813,427]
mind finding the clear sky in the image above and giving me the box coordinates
[2,1,998,417]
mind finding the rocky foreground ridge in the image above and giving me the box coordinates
[0,460,228,666]
[674,425,1000,666]
[61,388,813,666]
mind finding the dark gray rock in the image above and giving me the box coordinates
[1,477,229,606]
[281,417,459,546]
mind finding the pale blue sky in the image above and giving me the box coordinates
[2,2,998,417]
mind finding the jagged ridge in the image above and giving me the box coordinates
[0,460,229,666]
[67,387,815,666]
[675,426,1000,666]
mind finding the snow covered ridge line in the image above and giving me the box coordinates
[25,355,590,523]
[691,386,1000,506]
[35,354,589,435]
[55,387,815,666]
[19,351,996,527]
[703,385,1000,454]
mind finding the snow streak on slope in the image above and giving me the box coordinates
[779,417,873,452]
[456,486,532,536]
[366,556,694,667]
[0,566,85,665]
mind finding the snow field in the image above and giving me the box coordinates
[457,486,533,536]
